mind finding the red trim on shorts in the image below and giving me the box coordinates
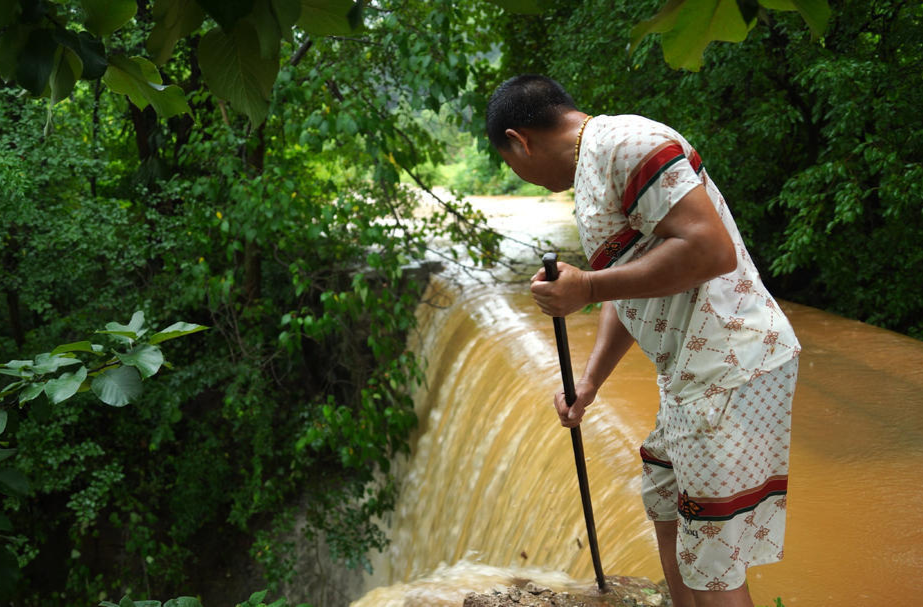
[640,446,673,469]
[679,475,788,521]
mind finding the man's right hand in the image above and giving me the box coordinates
[553,379,598,428]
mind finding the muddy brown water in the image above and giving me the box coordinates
[350,195,923,606]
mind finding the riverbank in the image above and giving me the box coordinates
[463,576,670,607]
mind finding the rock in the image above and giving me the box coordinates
[462,576,670,607]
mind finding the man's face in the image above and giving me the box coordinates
[497,141,571,193]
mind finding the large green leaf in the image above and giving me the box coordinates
[18,382,45,404]
[15,27,57,95]
[149,321,209,344]
[103,55,193,119]
[50,341,103,355]
[632,0,829,70]
[81,0,137,37]
[0,411,6,436]
[630,0,684,54]
[198,21,278,125]
[44,366,88,404]
[91,365,143,407]
[163,598,203,607]
[117,345,164,379]
[272,0,302,33]
[759,0,830,37]
[0,24,30,81]
[49,45,83,104]
[147,0,206,65]
[631,0,753,71]
[247,0,285,59]
[195,0,255,31]
[55,30,108,80]
[30,353,82,374]
[0,449,16,464]
[297,0,356,35]
[0,467,30,498]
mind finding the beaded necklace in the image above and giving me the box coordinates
[574,115,593,166]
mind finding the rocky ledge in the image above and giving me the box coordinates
[463,576,672,607]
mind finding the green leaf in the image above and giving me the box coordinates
[297,0,356,35]
[50,341,99,355]
[346,0,363,29]
[759,0,830,37]
[195,0,255,31]
[483,0,546,15]
[31,353,82,374]
[1,361,32,370]
[198,21,277,126]
[629,0,684,54]
[0,411,6,436]
[633,0,753,71]
[149,322,209,344]
[103,55,193,119]
[117,345,164,379]
[55,30,108,80]
[0,24,30,82]
[18,382,45,404]
[0,467,30,498]
[81,0,138,37]
[50,45,83,104]
[272,0,302,33]
[147,0,206,65]
[247,0,285,59]
[0,449,16,464]
[91,366,143,407]
[44,366,88,404]
[163,598,203,607]
[15,28,57,96]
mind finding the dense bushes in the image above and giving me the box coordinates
[0,1,503,603]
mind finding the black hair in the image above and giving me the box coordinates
[486,74,577,150]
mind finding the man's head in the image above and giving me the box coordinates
[486,74,576,151]
[486,74,584,192]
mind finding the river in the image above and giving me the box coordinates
[350,194,923,606]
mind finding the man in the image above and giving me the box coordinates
[486,74,800,607]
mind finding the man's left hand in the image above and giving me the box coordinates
[530,261,593,317]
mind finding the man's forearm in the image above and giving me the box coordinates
[581,303,634,391]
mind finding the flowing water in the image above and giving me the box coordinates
[350,194,923,606]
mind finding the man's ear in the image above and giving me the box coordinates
[504,128,531,156]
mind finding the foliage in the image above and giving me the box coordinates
[0,311,207,407]
[0,0,517,603]
[0,313,206,596]
[497,0,923,339]
[0,0,537,128]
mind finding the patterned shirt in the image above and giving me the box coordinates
[574,115,800,405]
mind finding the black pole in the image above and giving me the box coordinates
[542,252,608,593]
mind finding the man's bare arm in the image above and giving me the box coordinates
[555,302,634,428]
[531,185,737,317]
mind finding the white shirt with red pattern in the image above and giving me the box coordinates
[574,114,800,405]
